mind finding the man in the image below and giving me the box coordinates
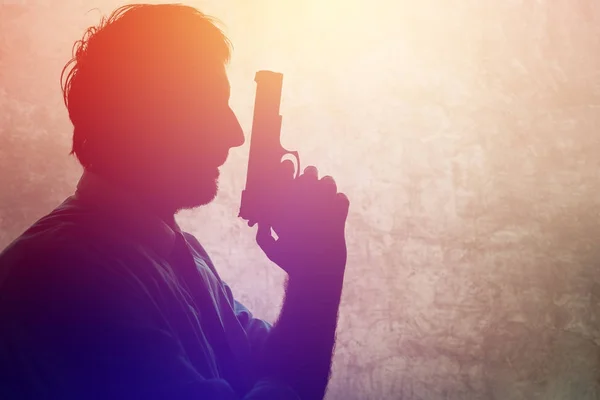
[0,4,349,400]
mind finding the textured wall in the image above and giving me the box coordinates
[1,1,599,399]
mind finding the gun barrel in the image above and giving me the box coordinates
[253,70,283,118]
[239,70,285,222]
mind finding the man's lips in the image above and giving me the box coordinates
[192,157,226,168]
[216,156,228,167]
[186,155,227,175]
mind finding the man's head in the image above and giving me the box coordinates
[61,4,244,214]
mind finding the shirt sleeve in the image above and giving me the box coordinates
[181,233,274,369]
[222,281,273,374]
[0,238,298,400]
[225,282,272,347]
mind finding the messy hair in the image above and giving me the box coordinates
[60,3,232,170]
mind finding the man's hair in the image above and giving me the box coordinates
[60,3,232,170]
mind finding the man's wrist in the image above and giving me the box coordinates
[287,269,344,289]
[285,270,345,308]
[284,258,345,281]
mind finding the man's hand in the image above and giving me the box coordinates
[251,162,349,400]
[255,162,350,280]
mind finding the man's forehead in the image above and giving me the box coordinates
[152,62,230,98]
[127,69,229,116]
[188,64,229,90]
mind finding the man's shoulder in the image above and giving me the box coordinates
[0,198,129,290]
[2,196,101,253]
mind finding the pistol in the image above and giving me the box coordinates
[239,70,300,226]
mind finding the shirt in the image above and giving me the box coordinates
[0,171,300,400]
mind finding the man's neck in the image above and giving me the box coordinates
[160,212,179,232]
[87,168,180,232]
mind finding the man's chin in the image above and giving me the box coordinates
[178,179,219,210]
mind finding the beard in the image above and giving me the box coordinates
[98,152,222,220]
[171,168,220,211]
[112,150,223,213]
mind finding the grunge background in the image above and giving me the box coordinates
[1,1,599,399]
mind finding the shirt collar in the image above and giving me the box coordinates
[73,170,181,258]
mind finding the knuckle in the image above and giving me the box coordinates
[318,176,337,193]
[336,192,349,205]
[303,166,318,175]
[321,175,335,183]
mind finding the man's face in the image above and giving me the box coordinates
[120,65,245,212]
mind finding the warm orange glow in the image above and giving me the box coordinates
[1,1,599,399]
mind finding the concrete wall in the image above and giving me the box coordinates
[1,1,599,398]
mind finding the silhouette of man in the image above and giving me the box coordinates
[0,4,349,400]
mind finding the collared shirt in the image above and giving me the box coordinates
[0,171,300,400]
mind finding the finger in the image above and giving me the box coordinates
[280,159,296,180]
[320,175,337,197]
[335,192,350,220]
[301,165,318,180]
[256,223,288,267]
[256,223,276,254]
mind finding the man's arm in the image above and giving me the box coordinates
[0,239,299,400]
[259,271,344,400]
[221,273,342,400]
[249,165,350,400]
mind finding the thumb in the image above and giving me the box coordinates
[256,223,281,264]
